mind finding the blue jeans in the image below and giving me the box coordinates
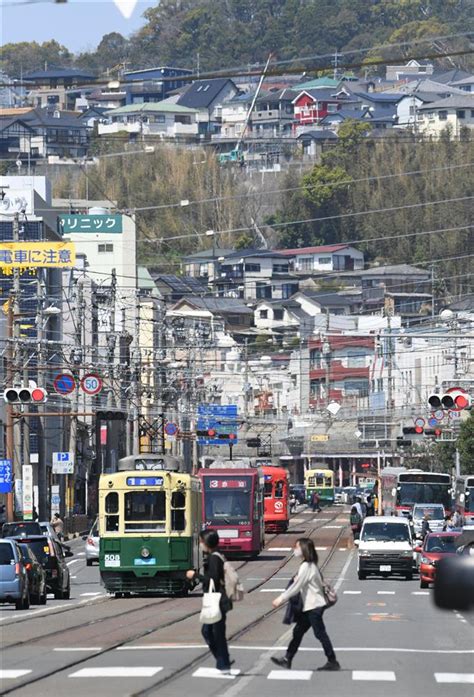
[201,613,231,670]
[286,607,336,662]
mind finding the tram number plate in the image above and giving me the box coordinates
[379,565,391,572]
[218,529,238,539]
[104,554,120,567]
[134,558,157,565]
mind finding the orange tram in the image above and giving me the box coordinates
[262,466,290,533]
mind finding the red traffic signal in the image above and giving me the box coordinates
[3,387,47,404]
[415,425,424,434]
[229,433,237,441]
[428,388,470,411]
[207,428,216,437]
[434,428,442,437]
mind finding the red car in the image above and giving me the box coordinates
[417,532,461,588]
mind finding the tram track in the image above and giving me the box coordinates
[1,507,348,696]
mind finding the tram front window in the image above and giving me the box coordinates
[205,492,251,524]
[124,491,166,532]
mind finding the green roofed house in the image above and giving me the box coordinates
[99,102,199,138]
[294,77,341,90]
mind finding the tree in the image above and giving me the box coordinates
[457,413,474,475]
[0,40,73,77]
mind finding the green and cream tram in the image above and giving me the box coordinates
[99,455,201,596]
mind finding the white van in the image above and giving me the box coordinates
[356,516,414,580]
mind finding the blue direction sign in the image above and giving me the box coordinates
[197,404,238,446]
[0,459,13,494]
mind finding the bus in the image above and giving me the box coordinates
[199,461,265,558]
[380,468,452,517]
[262,466,290,533]
[304,468,334,506]
[98,455,201,596]
[455,475,474,526]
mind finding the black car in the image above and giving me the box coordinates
[10,535,71,599]
[2,522,43,538]
[18,543,47,605]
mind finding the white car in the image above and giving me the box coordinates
[412,504,445,536]
[355,516,415,580]
[83,519,99,566]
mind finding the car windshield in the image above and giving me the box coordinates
[413,507,444,520]
[399,483,450,507]
[18,539,51,565]
[0,543,15,564]
[425,536,458,553]
[2,522,42,537]
[362,522,410,542]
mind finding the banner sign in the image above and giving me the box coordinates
[23,465,34,520]
[0,459,12,494]
[59,214,122,234]
[0,242,76,268]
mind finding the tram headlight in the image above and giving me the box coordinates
[140,547,151,559]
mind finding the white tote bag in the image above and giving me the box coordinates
[199,578,222,625]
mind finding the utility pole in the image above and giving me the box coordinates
[132,290,141,455]
[36,273,48,520]
[5,301,15,522]
[107,269,117,410]
[11,213,22,510]
[67,280,84,516]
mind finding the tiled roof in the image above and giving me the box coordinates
[178,78,236,109]
[418,94,474,110]
[105,102,197,116]
[277,244,350,256]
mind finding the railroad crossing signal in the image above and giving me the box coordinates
[2,386,47,404]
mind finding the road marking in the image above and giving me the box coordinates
[117,644,204,650]
[0,670,32,679]
[53,646,102,652]
[339,547,347,551]
[344,591,361,595]
[353,671,396,681]
[80,592,102,597]
[315,547,328,551]
[412,591,429,596]
[67,560,80,566]
[334,550,354,592]
[324,525,343,529]
[260,588,286,593]
[290,518,305,523]
[377,591,395,595]
[115,645,473,654]
[193,668,240,680]
[269,547,292,551]
[268,670,312,681]
[69,667,163,678]
[77,552,85,556]
[435,674,474,684]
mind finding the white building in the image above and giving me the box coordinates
[277,244,364,273]
[99,102,199,138]
[418,95,474,138]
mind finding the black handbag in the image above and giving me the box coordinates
[282,579,303,625]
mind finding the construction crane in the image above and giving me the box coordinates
[218,53,274,166]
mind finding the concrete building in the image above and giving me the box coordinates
[99,102,199,139]
[418,94,474,137]
[278,244,364,273]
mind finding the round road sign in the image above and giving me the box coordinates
[53,373,76,395]
[80,374,103,395]
[164,422,178,437]
[414,417,425,428]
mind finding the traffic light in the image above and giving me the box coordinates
[428,388,471,410]
[3,387,47,404]
[96,410,127,421]
[246,437,261,448]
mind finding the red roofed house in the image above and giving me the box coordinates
[292,86,354,128]
[277,244,364,273]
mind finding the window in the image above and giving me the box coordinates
[344,379,369,396]
[245,263,261,272]
[98,243,113,253]
[457,110,466,119]
[273,263,289,273]
[298,257,313,271]
[124,491,166,532]
[310,349,322,368]
[438,110,448,120]
[105,492,119,532]
[346,348,368,368]
[326,103,338,113]
[471,110,474,118]
[171,490,186,531]
[318,257,332,265]
[259,310,268,319]
[273,309,284,321]
[282,283,298,299]
[256,282,272,300]
[153,114,166,123]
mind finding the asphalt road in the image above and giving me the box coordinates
[1,507,472,697]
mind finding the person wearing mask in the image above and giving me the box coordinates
[51,513,64,540]
[186,530,233,675]
[270,538,340,672]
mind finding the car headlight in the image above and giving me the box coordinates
[401,550,413,557]
[360,550,371,557]
[140,547,151,559]
[420,556,433,565]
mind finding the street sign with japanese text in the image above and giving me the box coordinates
[22,465,33,520]
[52,452,74,474]
[59,214,122,234]
[0,459,13,494]
[0,242,76,269]
[310,434,329,442]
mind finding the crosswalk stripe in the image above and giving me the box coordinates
[412,591,429,596]
[315,547,328,551]
[260,588,286,592]
[353,671,396,681]
[193,668,240,680]
[269,547,292,551]
[435,674,474,684]
[344,591,361,595]
[268,670,312,680]
[377,591,395,595]
[69,667,163,678]
[0,670,32,679]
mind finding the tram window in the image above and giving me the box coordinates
[325,477,332,487]
[124,491,166,531]
[171,491,185,508]
[264,482,273,498]
[275,481,284,498]
[106,515,119,532]
[172,510,186,531]
[105,492,119,513]
[308,477,315,487]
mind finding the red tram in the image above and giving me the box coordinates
[262,466,290,533]
[199,463,265,558]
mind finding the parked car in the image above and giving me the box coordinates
[417,531,461,588]
[342,487,357,504]
[83,518,99,566]
[355,516,415,580]
[412,504,445,536]
[0,539,29,610]
[334,487,344,504]
[2,521,42,538]
[18,543,47,604]
[10,535,71,599]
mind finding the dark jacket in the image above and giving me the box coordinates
[196,551,231,612]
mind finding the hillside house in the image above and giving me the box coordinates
[278,244,364,273]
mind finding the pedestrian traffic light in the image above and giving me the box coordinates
[2,387,47,404]
[96,410,127,421]
[428,388,471,410]
[246,438,261,448]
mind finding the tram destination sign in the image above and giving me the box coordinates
[126,476,164,486]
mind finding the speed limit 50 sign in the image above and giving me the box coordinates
[80,373,103,395]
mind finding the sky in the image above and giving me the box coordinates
[1,0,157,52]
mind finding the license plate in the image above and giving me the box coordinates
[218,529,238,539]
[380,565,391,572]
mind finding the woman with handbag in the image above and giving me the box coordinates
[271,537,340,672]
[186,530,233,675]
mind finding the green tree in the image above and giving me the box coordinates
[0,40,73,77]
[457,413,474,475]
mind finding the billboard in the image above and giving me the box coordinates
[0,242,76,269]
[59,214,122,234]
